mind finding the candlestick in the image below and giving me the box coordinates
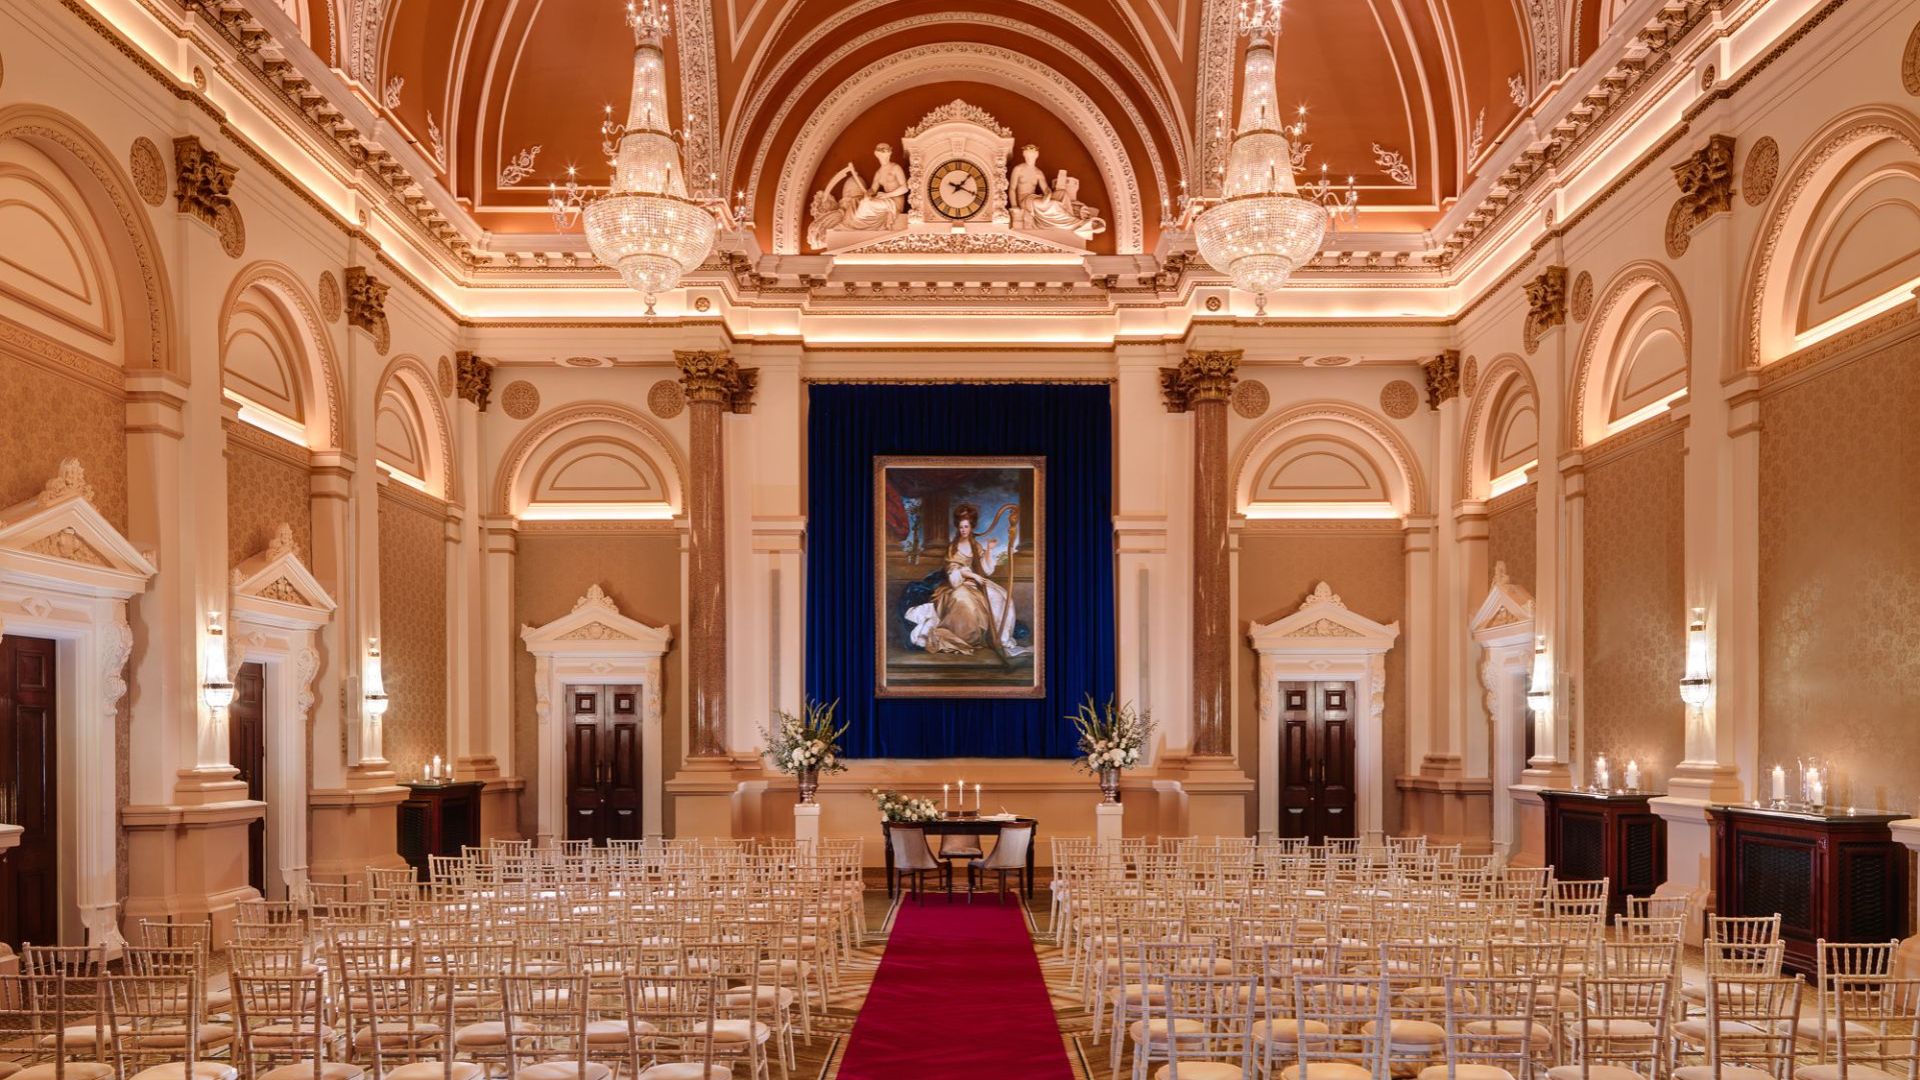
[1625,760,1641,792]
[1771,764,1787,802]
[944,783,950,810]
[975,783,982,810]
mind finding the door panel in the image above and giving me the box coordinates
[563,685,644,844]
[230,663,267,895]
[0,635,58,948]
[1272,679,1360,843]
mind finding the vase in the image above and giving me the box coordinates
[796,766,819,804]
[1099,767,1122,803]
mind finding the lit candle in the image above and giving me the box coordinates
[1771,765,1787,802]
[943,783,950,810]
[1594,754,1610,792]
[1809,775,1825,807]
[432,754,443,779]
[1625,760,1641,792]
[422,764,430,781]
[975,783,982,810]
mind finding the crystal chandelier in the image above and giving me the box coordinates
[550,0,728,313]
[1187,0,1359,312]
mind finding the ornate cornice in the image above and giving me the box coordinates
[455,351,494,411]
[1159,349,1240,412]
[675,351,758,414]
[172,134,235,226]
[1422,350,1462,410]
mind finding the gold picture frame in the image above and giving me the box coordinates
[873,455,1044,699]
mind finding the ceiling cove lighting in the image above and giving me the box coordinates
[1184,0,1360,313]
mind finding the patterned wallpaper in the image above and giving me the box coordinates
[1581,430,1686,791]
[1759,335,1920,815]
[226,435,311,565]
[377,488,447,779]
[513,531,684,836]
[1237,530,1408,834]
[0,359,128,530]
[1487,486,1538,595]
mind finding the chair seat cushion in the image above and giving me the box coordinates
[453,1023,508,1047]
[1676,1067,1773,1080]
[1674,1019,1767,1044]
[1797,1067,1903,1080]
[385,1063,485,1080]
[129,1064,238,1080]
[133,1025,235,1050]
[1419,1065,1516,1080]
[257,1063,364,1080]
[1280,1063,1373,1080]
[249,1023,336,1049]
[1152,1063,1244,1080]
[1251,1019,1330,1044]
[698,1020,769,1045]
[721,987,796,1010]
[1463,1019,1555,1049]
[1548,1066,1648,1080]
[1129,1019,1204,1044]
[513,1063,613,1080]
[636,1065,731,1080]
[586,1019,659,1042]
[1580,1019,1659,1040]
[1363,1019,1447,1048]
[354,1023,447,1048]
[1781,1018,1875,1044]
[11,1063,116,1080]
[1112,983,1167,1004]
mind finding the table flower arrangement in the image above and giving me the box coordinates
[872,789,940,823]
[1067,694,1155,803]
[760,698,846,804]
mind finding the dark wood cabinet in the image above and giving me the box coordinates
[397,780,483,879]
[1277,681,1357,842]
[1708,805,1908,975]
[1541,790,1666,919]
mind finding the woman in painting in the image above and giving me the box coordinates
[903,503,1031,661]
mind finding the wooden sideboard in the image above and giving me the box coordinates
[1540,789,1666,920]
[1708,805,1908,974]
[398,780,483,879]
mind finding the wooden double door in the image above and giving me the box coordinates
[229,662,267,895]
[1277,680,1358,842]
[566,685,643,844]
[1,635,59,948]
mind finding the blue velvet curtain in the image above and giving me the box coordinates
[805,383,1114,759]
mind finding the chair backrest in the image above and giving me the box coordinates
[888,825,939,871]
[502,974,590,1073]
[353,973,459,1080]
[1569,975,1670,1080]
[1709,914,1782,946]
[1444,975,1537,1080]
[1832,977,1920,1080]
[986,824,1034,869]
[1703,976,1800,1079]
[624,973,720,1073]
[1293,975,1390,1080]
[1150,970,1255,1076]
[232,972,330,1073]
[105,973,203,1074]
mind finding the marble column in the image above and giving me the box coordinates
[1161,350,1239,757]
[676,351,758,758]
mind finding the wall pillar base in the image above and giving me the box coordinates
[666,755,754,839]
[477,776,525,842]
[1507,784,1548,867]
[309,785,409,883]
[120,801,264,944]
[1397,772,1493,851]
[1159,754,1254,837]
[1649,788,1733,946]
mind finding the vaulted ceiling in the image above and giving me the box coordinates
[288,0,1612,252]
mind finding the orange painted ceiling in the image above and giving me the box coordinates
[332,0,1572,247]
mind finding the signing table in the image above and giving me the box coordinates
[884,816,1039,899]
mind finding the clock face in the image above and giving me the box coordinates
[928,159,988,220]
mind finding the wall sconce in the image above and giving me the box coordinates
[1679,606,1712,708]
[202,610,235,711]
[363,636,390,718]
[1526,634,1552,712]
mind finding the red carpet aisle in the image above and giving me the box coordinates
[835,898,1076,1079]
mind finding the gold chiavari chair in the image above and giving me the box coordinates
[1424,974,1539,1080]
[0,970,113,1080]
[231,972,360,1080]
[1548,975,1672,1080]
[104,973,234,1080]
[623,973,726,1080]
[1674,977,1801,1080]
[1793,978,1920,1080]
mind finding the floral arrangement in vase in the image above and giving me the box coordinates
[760,698,847,804]
[1067,694,1155,803]
[871,789,940,823]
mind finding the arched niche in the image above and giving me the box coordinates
[1569,263,1690,449]
[1232,401,1429,519]
[0,106,177,377]
[1460,356,1541,500]
[494,404,686,520]
[1741,107,1920,370]
[219,264,345,451]
[374,357,454,500]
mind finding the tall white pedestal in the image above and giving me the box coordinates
[793,803,821,851]
[1095,802,1124,849]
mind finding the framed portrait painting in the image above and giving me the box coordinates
[873,455,1044,698]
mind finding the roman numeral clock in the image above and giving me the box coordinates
[929,159,989,220]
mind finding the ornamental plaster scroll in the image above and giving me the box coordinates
[1194,0,1235,197]
[769,43,1145,254]
[1230,401,1432,517]
[1457,355,1539,501]
[724,0,1186,194]
[220,262,348,452]
[0,105,179,378]
[674,0,720,198]
[1567,261,1690,450]
[1739,111,1920,373]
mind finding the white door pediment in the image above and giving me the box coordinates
[1470,562,1536,648]
[0,462,157,599]
[1248,581,1401,652]
[232,524,337,630]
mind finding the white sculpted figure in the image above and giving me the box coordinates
[1006,145,1105,236]
[819,142,908,235]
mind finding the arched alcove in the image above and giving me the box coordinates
[1232,401,1430,520]
[219,264,345,451]
[1569,263,1691,449]
[1460,355,1542,500]
[374,357,454,500]
[494,404,686,521]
